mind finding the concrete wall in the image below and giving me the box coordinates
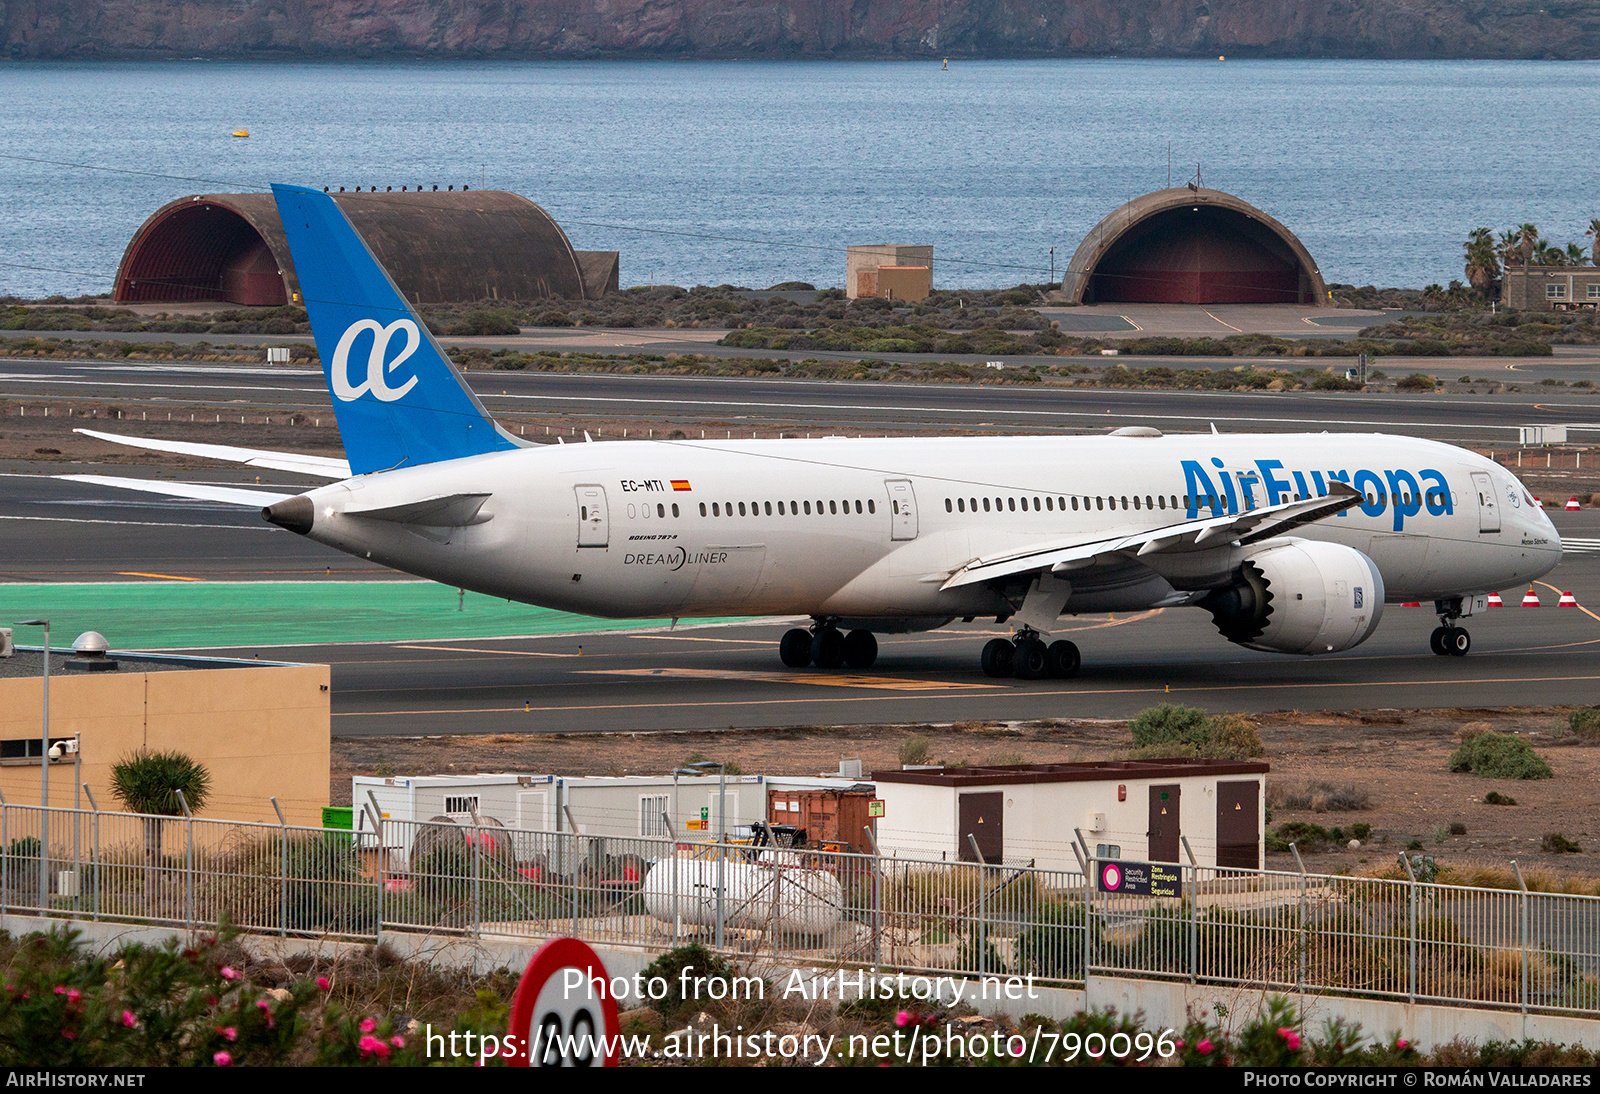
[0,663,329,826]
[846,245,932,299]
[11,913,1595,1054]
[1503,266,1600,311]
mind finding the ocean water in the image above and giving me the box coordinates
[1,58,1597,298]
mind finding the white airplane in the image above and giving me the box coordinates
[73,185,1562,677]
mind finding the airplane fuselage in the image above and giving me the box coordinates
[288,431,1560,633]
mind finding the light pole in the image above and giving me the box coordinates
[15,620,49,907]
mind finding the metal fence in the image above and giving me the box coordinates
[2,800,1596,1018]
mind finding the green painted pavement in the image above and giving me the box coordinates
[0,582,747,650]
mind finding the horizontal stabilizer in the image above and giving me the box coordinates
[942,482,1363,590]
[56,474,293,507]
[345,493,493,527]
[75,428,352,479]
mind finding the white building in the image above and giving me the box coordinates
[870,760,1268,872]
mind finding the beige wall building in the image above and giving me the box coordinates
[846,244,933,300]
[1502,265,1600,312]
[0,650,330,826]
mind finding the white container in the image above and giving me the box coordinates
[642,855,844,934]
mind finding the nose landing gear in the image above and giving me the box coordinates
[1430,597,1471,657]
[982,629,1081,679]
[779,620,878,669]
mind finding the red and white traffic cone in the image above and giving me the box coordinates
[1559,590,1579,607]
[1567,497,1582,511]
[1486,592,1504,607]
[1534,497,1544,508]
[1521,587,1542,607]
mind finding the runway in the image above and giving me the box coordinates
[5,356,1600,443]
[2,467,1598,735]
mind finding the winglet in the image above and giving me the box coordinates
[270,184,524,475]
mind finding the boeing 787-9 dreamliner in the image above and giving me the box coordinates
[73,185,1562,679]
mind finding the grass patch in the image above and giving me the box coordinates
[1448,731,1553,780]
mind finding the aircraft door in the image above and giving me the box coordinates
[576,484,609,547]
[886,479,918,540]
[1470,471,1499,533]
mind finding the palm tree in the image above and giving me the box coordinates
[1588,218,1600,267]
[1533,239,1564,267]
[1518,223,1541,265]
[1498,230,1522,272]
[1566,242,1586,265]
[110,750,211,903]
[1463,227,1499,294]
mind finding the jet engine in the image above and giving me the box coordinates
[1197,540,1385,655]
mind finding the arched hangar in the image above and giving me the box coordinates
[1063,189,1326,306]
[114,190,616,307]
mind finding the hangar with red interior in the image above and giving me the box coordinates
[113,190,617,306]
[1063,189,1326,306]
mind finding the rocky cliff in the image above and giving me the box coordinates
[3,0,1597,60]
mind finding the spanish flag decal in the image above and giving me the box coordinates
[671,480,692,492]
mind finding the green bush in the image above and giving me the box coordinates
[1127,705,1263,759]
[638,944,737,1020]
[1448,731,1553,780]
[1567,708,1600,741]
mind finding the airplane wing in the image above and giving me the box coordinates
[55,474,293,507]
[941,481,1364,590]
[74,428,352,479]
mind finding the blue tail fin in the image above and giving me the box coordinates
[271,183,522,475]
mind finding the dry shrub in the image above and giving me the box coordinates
[1267,781,1371,812]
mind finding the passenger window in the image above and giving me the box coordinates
[737,502,745,516]
[1133,496,1141,510]
[1007,498,1016,512]
[1096,497,1104,510]
[969,498,977,511]
[699,503,707,516]
[657,503,665,518]
[672,504,679,517]
[958,498,966,512]
[855,500,862,514]
[1033,497,1041,511]
[1059,496,1067,509]
[804,501,812,514]
[580,506,588,520]
[1121,497,1129,510]
[1146,496,1153,509]
[983,498,991,512]
[1157,496,1165,510]
[778,501,785,515]
[1171,496,1178,509]
[868,500,875,514]
[712,502,720,516]
[945,498,953,512]
[1071,497,1079,511]
[830,500,838,514]
[1045,497,1053,511]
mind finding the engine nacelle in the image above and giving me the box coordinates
[1198,540,1385,655]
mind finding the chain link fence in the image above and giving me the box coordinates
[2,801,1595,1018]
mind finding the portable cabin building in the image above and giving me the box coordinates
[870,760,1269,872]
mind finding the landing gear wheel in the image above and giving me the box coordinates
[842,629,878,670]
[779,628,813,668]
[981,638,1015,678]
[811,627,845,669]
[1013,638,1049,680]
[1445,627,1471,657]
[1429,627,1450,656]
[1046,639,1082,678]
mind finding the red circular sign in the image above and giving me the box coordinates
[1101,863,1122,891]
[506,937,622,1067]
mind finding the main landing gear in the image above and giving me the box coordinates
[780,619,878,670]
[1430,598,1470,657]
[981,629,1081,680]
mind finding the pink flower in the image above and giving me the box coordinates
[1397,1038,1409,1049]
[359,1034,382,1056]
[359,1017,377,1034]
[66,989,81,1005]
[390,1035,406,1049]
[53,985,67,995]
[316,977,330,991]
[121,1010,138,1028]
[1278,1027,1301,1051]
[61,1029,77,1041]
[894,1010,910,1028]
[1175,1040,1185,1050]
[1197,1038,1213,1055]
[213,1051,233,1067]
[219,966,241,982]
[220,1026,238,1042]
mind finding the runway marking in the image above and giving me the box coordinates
[577,667,999,691]
[331,671,1600,720]
[0,514,271,530]
[629,634,778,644]
[1534,581,1600,624]
[1119,315,1143,332]
[396,644,584,658]
[1204,310,1244,333]
[114,571,201,581]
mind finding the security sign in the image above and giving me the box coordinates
[1097,860,1182,898]
[507,937,621,1067]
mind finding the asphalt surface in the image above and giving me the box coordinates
[5,357,1600,444]
[3,463,1598,735]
